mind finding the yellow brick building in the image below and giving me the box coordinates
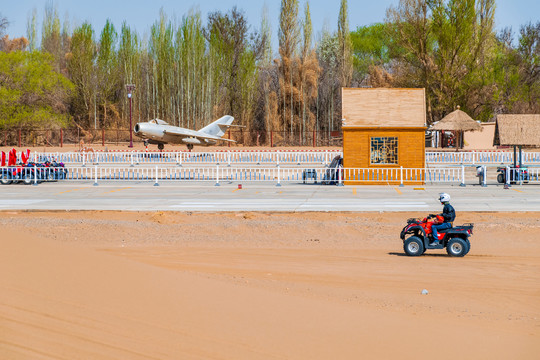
[341,88,426,185]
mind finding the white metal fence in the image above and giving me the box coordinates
[4,165,539,186]
[426,151,540,164]
[1,165,472,186]
[31,150,343,166]
[23,150,540,166]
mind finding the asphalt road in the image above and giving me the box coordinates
[1,181,539,212]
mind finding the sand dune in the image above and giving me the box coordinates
[0,211,539,359]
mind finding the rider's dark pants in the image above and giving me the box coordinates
[432,222,451,241]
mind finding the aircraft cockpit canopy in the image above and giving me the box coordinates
[150,119,169,125]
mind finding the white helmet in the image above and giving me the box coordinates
[438,193,451,203]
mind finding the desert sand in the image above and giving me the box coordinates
[0,211,539,359]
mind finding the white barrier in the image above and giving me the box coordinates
[17,166,466,186]
[426,151,540,164]
[28,150,540,166]
[31,150,343,166]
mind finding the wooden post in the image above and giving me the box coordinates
[60,129,63,147]
[270,131,273,148]
[102,128,105,147]
[313,130,316,147]
[228,129,231,148]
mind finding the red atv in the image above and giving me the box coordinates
[400,215,473,257]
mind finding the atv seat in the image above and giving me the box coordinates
[437,223,454,233]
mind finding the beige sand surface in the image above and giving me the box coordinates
[1,211,539,359]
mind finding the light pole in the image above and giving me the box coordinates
[126,84,136,148]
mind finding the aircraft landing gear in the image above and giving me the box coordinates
[158,143,164,151]
[187,144,193,151]
[143,139,149,147]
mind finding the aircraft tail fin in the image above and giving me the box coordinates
[199,115,234,138]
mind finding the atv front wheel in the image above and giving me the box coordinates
[446,238,467,257]
[404,236,424,256]
[497,173,504,184]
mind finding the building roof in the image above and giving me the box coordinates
[494,114,540,147]
[430,107,482,132]
[342,88,426,127]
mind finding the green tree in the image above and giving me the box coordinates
[386,0,497,122]
[351,23,396,85]
[68,22,97,128]
[337,0,352,87]
[299,2,319,143]
[97,19,118,128]
[278,0,300,137]
[26,8,38,51]
[0,51,73,129]
[207,7,260,135]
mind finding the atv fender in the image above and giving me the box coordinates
[400,225,426,240]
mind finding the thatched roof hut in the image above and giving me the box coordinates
[430,106,481,149]
[494,114,540,147]
[430,106,482,132]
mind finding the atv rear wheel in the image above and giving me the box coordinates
[497,173,504,184]
[463,239,471,255]
[404,236,424,256]
[446,238,467,257]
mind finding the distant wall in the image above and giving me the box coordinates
[463,122,495,150]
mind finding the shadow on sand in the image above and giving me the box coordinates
[387,252,450,258]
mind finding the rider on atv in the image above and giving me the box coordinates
[430,193,455,246]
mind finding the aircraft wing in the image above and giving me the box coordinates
[163,128,236,142]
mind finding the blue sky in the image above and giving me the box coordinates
[3,0,539,50]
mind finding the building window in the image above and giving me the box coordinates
[371,137,398,165]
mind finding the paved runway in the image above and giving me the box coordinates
[1,181,539,212]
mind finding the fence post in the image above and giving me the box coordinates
[93,165,99,186]
[215,165,220,186]
[338,165,344,186]
[154,165,160,186]
[82,152,86,167]
[276,165,281,187]
[505,166,511,189]
[400,166,404,187]
[227,151,231,167]
[276,150,280,167]
[130,153,134,167]
[482,165,487,187]
[33,165,38,186]
[460,165,466,187]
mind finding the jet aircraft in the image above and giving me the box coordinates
[134,115,237,150]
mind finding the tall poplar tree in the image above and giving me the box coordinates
[278,0,300,137]
[337,0,353,87]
